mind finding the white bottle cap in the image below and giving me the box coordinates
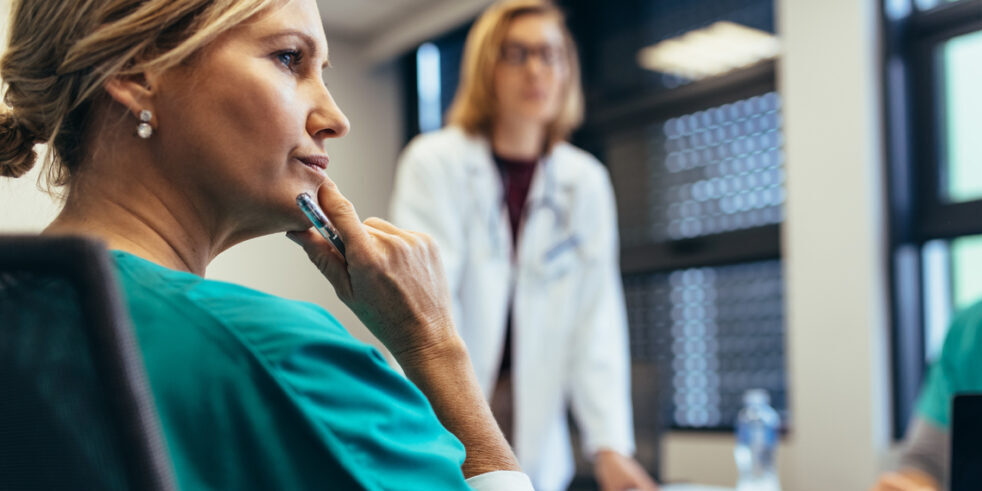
[743,388,770,406]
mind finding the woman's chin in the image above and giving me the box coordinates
[516,107,558,126]
[237,196,312,238]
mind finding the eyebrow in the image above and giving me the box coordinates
[261,30,331,70]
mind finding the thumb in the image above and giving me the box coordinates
[316,177,370,249]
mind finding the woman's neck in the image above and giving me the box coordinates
[44,164,223,277]
[491,117,546,161]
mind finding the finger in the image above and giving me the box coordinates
[364,216,422,243]
[594,475,614,491]
[364,223,403,244]
[363,218,403,239]
[637,471,659,490]
[872,474,907,491]
[888,472,931,490]
[875,478,902,491]
[408,230,439,250]
[363,226,420,261]
[364,216,403,234]
[286,229,350,296]
[316,177,370,247]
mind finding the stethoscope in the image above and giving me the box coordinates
[480,155,581,266]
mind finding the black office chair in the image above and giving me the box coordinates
[0,236,177,491]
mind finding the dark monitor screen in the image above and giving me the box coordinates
[951,393,982,491]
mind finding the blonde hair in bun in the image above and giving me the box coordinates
[0,109,38,178]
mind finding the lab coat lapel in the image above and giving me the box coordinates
[517,153,560,270]
[464,137,511,261]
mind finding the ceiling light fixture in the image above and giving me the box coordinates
[637,21,780,81]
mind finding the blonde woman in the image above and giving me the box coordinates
[390,1,658,490]
[0,0,533,489]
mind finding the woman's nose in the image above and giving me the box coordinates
[308,87,350,140]
[524,54,549,78]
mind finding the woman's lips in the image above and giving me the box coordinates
[297,155,330,174]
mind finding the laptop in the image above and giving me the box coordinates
[950,393,982,491]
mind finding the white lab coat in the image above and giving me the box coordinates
[390,126,634,491]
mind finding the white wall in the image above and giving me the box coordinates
[661,0,891,489]
[0,16,405,352]
[0,0,63,231]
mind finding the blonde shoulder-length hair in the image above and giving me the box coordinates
[445,0,584,152]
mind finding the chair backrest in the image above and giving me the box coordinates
[951,393,982,491]
[0,235,177,491]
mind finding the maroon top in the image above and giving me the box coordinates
[495,154,538,247]
[493,153,538,376]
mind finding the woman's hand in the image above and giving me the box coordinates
[594,450,659,491]
[288,178,521,478]
[870,469,939,491]
[287,178,457,362]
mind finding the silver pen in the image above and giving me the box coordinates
[296,192,346,258]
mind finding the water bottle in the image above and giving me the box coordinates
[734,389,781,491]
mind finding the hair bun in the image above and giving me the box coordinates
[0,110,39,178]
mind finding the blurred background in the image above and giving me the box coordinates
[1,0,980,489]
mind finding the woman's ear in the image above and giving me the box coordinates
[103,72,160,121]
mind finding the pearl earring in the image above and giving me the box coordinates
[137,110,153,139]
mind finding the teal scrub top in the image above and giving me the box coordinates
[112,251,471,490]
[917,300,982,428]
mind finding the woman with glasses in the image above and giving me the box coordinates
[390,1,658,490]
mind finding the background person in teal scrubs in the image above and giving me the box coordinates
[0,0,532,489]
[870,301,982,491]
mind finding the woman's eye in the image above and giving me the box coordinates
[276,50,302,69]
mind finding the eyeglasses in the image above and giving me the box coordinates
[499,42,565,67]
